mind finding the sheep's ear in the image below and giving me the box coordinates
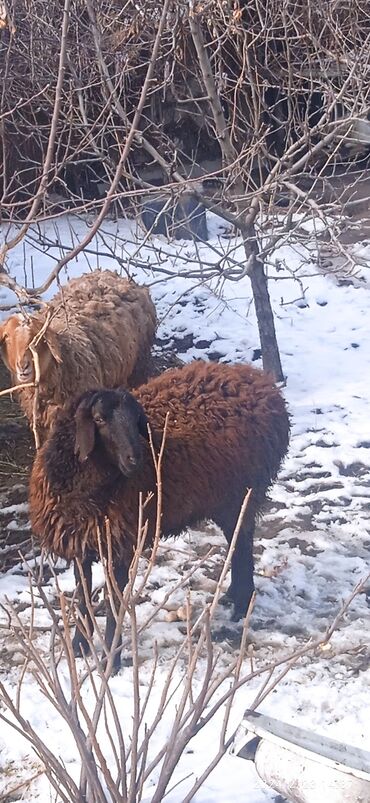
[44,326,63,364]
[74,401,96,462]
[0,319,11,346]
[137,406,150,441]
[117,388,150,441]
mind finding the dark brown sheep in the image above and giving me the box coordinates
[29,360,290,671]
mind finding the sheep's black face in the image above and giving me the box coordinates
[75,389,149,477]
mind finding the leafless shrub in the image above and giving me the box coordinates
[0,475,368,802]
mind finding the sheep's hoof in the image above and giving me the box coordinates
[72,634,91,658]
[99,651,123,676]
[231,598,254,621]
[219,590,254,621]
[219,592,233,609]
[219,593,247,620]
[231,607,245,622]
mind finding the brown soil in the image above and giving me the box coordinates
[0,363,35,571]
[0,364,34,478]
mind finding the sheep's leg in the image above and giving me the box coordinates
[72,556,94,658]
[217,493,259,620]
[228,526,255,621]
[104,562,129,674]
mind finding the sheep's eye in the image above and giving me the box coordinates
[93,416,105,426]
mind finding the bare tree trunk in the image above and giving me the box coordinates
[244,232,284,381]
[188,3,284,381]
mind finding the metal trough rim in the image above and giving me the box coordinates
[241,710,370,782]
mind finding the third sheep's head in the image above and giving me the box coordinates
[0,314,62,384]
[74,388,149,477]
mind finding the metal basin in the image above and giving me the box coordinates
[231,710,370,803]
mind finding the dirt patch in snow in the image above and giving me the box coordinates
[0,363,35,572]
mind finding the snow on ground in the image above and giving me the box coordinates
[0,213,369,801]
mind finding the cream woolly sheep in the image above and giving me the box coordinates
[0,270,156,441]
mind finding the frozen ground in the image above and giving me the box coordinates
[0,213,369,801]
